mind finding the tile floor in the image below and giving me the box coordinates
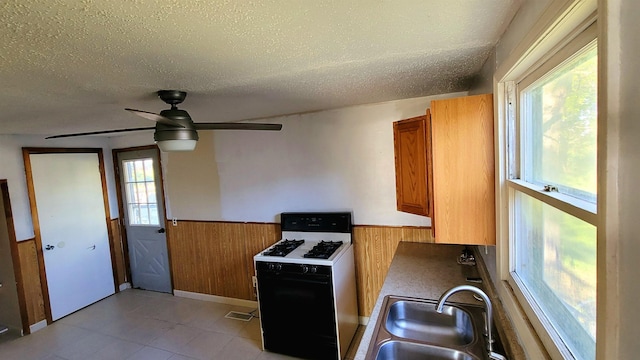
[0,289,363,360]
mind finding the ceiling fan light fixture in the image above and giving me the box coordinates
[154,120,199,152]
[156,139,198,152]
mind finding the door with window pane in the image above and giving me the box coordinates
[117,148,171,293]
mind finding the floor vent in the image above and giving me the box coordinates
[224,311,254,322]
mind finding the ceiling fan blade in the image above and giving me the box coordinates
[125,108,185,127]
[45,127,156,139]
[194,123,283,131]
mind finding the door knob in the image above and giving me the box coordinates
[45,244,55,251]
[157,228,166,233]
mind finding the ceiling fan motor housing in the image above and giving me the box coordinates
[153,109,199,142]
[157,90,187,106]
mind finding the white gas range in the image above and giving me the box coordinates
[253,212,359,360]
[254,232,352,266]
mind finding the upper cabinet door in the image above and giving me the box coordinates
[393,115,430,217]
[430,94,495,245]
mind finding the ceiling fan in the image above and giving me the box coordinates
[46,90,283,151]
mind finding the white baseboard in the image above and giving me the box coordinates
[359,316,369,326]
[29,320,47,333]
[119,282,132,291]
[173,290,258,308]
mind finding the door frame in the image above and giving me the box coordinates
[0,179,30,334]
[111,145,173,290]
[22,147,118,324]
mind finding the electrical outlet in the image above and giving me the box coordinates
[252,276,257,288]
[172,218,177,226]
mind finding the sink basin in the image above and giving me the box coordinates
[365,296,504,360]
[385,300,474,345]
[375,340,480,360]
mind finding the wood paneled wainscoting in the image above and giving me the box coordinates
[166,221,281,301]
[352,226,434,317]
[166,220,433,318]
[108,218,127,287]
[16,239,46,329]
[14,220,433,327]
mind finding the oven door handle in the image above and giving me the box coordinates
[258,273,331,285]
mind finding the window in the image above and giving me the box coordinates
[506,24,597,360]
[122,158,160,226]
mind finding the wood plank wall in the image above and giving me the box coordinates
[15,220,433,327]
[16,239,45,327]
[166,221,281,301]
[109,219,127,286]
[166,221,433,317]
[353,226,433,317]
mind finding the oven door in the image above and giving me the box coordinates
[256,262,338,360]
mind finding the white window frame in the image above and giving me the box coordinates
[494,0,598,359]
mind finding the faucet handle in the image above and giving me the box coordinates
[489,351,508,360]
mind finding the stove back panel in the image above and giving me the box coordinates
[280,212,352,233]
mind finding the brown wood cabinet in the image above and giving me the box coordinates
[393,115,430,216]
[429,94,495,245]
[393,94,495,245]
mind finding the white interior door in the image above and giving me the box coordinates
[29,152,115,321]
[117,149,171,293]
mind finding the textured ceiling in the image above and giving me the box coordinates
[0,0,521,136]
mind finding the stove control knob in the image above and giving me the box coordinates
[301,265,309,274]
[310,266,318,274]
[268,263,275,271]
[275,263,282,271]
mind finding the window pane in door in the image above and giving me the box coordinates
[122,158,160,226]
[143,160,154,181]
[125,161,136,182]
[520,42,597,203]
[513,191,596,359]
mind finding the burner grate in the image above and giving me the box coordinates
[303,240,343,259]
[262,239,304,257]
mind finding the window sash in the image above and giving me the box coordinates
[504,22,598,360]
[518,41,598,205]
[122,158,160,226]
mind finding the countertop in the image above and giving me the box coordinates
[354,242,482,359]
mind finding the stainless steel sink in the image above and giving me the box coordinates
[375,340,480,360]
[366,295,504,360]
[385,300,474,345]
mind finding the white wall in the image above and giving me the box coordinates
[0,135,118,241]
[1,92,467,241]
[209,93,465,225]
[163,132,222,221]
[495,0,553,65]
[119,92,466,226]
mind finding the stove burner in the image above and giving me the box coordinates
[303,241,343,259]
[263,239,304,257]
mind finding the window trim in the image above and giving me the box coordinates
[509,24,598,360]
[495,1,598,359]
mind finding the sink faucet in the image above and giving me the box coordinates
[436,285,494,352]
